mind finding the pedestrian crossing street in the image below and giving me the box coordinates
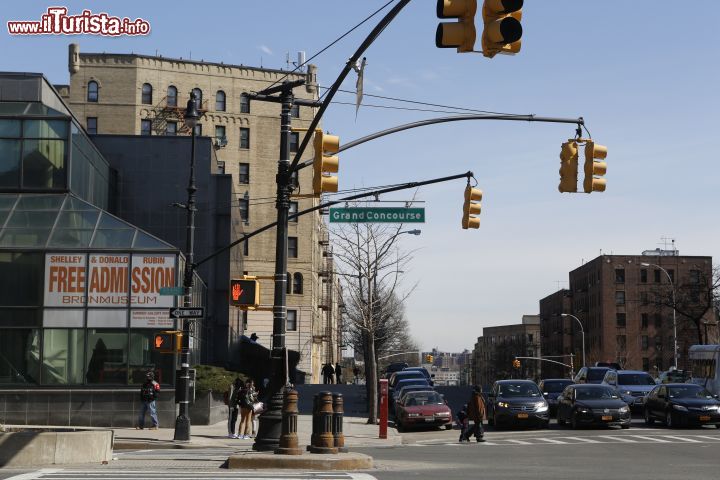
[409,432,720,448]
[7,470,378,480]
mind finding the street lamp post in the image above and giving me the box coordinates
[174,92,201,442]
[561,313,586,368]
[641,262,678,369]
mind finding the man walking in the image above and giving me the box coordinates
[466,385,486,442]
[335,362,343,384]
[137,371,160,430]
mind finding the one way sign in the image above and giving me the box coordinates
[169,307,204,319]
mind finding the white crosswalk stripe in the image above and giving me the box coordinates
[505,439,533,445]
[557,436,602,443]
[534,438,569,444]
[628,435,673,443]
[597,435,638,443]
[661,435,703,443]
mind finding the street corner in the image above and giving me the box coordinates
[226,451,373,470]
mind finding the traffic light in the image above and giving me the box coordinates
[583,140,608,193]
[558,141,578,193]
[229,277,260,309]
[462,184,482,229]
[481,0,523,58]
[313,131,339,195]
[435,0,478,53]
[512,358,521,369]
[153,331,180,353]
[425,354,434,364]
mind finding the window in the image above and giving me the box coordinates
[141,83,153,104]
[290,104,300,118]
[642,357,650,372]
[654,336,662,349]
[166,122,177,136]
[128,331,175,385]
[240,94,250,113]
[215,125,226,144]
[615,268,625,283]
[287,310,297,331]
[290,132,299,153]
[192,88,203,108]
[654,313,662,328]
[239,163,249,184]
[641,335,649,351]
[293,273,303,294]
[194,124,202,136]
[286,272,292,294]
[243,238,249,256]
[616,335,626,352]
[616,313,626,327]
[42,329,85,384]
[86,117,97,135]
[654,269,661,283]
[0,329,40,384]
[615,291,625,305]
[240,128,250,149]
[641,313,649,329]
[238,196,249,224]
[288,237,298,258]
[167,86,177,107]
[141,119,151,136]
[290,169,299,188]
[640,269,647,283]
[641,291,648,305]
[289,201,298,222]
[216,90,226,111]
[690,269,700,285]
[86,329,128,384]
[87,81,98,102]
[668,269,675,283]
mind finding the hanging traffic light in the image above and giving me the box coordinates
[229,276,260,309]
[583,140,608,193]
[426,354,434,364]
[462,184,482,229]
[558,141,578,193]
[313,131,339,195]
[512,358,521,369]
[481,0,523,58]
[435,0,478,53]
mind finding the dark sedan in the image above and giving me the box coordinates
[487,380,549,429]
[556,384,631,429]
[644,383,720,428]
[538,379,574,416]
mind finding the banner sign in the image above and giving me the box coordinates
[88,254,129,306]
[44,254,87,307]
[328,207,425,223]
[130,254,176,308]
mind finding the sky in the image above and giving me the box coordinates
[2,1,719,353]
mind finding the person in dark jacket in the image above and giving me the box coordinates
[457,403,470,442]
[335,363,343,384]
[466,385,486,442]
[322,363,335,384]
[137,371,160,430]
[226,377,243,438]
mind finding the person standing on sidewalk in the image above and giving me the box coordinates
[335,363,343,384]
[466,385,486,442]
[137,371,160,430]
[237,379,256,439]
[225,378,242,438]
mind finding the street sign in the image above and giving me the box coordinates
[328,207,425,223]
[159,286,185,296]
[168,307,204,319]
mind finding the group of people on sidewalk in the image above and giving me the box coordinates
[457,386,486,443]
[321,362,343,384]
[226,378,263,439]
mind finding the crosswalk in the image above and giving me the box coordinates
[408,433,720,447]
[7,470,378,480]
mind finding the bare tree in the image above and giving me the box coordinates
[333,222,416,424]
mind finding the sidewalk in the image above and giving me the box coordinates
[112,414,401,450]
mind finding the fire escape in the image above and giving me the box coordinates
[317,232,336,364]
[147,96,208,135]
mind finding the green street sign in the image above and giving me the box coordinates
[159,286,185,296]
[329,207,425,223]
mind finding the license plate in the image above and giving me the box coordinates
[517,413,529,419]
[699,415,711,422]
[424,417,435,422]
[601,415,613,421]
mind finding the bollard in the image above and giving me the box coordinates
[332,392,348,453]
[274,388,302,455]
[308,391,338,454]
[378,379,388,439]
[307,393,319,452]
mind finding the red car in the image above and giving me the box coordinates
[395,391,453,432]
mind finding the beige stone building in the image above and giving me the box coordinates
[62,44,342,383]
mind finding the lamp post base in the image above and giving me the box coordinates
[173,414,190,441]
[252,392,284,452]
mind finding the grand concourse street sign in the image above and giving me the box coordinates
[329,207,425,223]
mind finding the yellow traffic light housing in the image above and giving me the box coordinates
[462,185,482,229]
[435,0,478,53]
[426,354,434,364]
[583,140,608,193]
[513,359,521,369]
[313,131,339,195]
[481,0,523,58]
[558,141,578,193]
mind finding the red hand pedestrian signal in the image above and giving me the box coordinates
[153,333,175,353]
[155,335,164,348]
[232,283,243,301]
[229,278,259,308]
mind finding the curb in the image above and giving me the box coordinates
[227,452,373,470]
[114,440,221,450]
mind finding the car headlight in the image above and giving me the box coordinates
[705,405,719,411]
[621,390,633,396]
[535,402,549,412]
[497,402,510,408]
[672,404,688,412]
[578,408,590,414]
[618,406,629,414]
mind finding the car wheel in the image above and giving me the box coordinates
[488,415,495,427]
[665,411,674,428]
[571,412,579,430]
[621,424,630,429]
[557,415,566,426]
[644,408,654,425]
[445,424,453,430]
[542,421,550,429]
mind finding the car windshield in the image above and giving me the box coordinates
[587,369,608,381]
[499,383,541,397]
[543,381,572,393]
[576,387,618,400]
[618,374,655,386]
[668,386,714,399]
[405,392,444,406]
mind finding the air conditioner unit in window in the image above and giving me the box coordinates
[214,137,228,148]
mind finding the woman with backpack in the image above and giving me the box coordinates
[237,379,257,439]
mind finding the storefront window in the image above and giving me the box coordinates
[22,139,66,189]
[85,329,128,384]
[0,328,40,384]
[42,329,85,384]
[129,330,175,385]
[0,251,43,306]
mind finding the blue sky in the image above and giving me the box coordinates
[3,1,719,352]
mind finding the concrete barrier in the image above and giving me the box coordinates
[0,429,113,467]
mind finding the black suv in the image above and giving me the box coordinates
[487,380,550,429]
[574,366,613,384]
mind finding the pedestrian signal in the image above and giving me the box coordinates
[229,277,260,309]
[512,359,521,369]
[153,332,179,354]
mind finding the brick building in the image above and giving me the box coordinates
[538,289,574,378]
